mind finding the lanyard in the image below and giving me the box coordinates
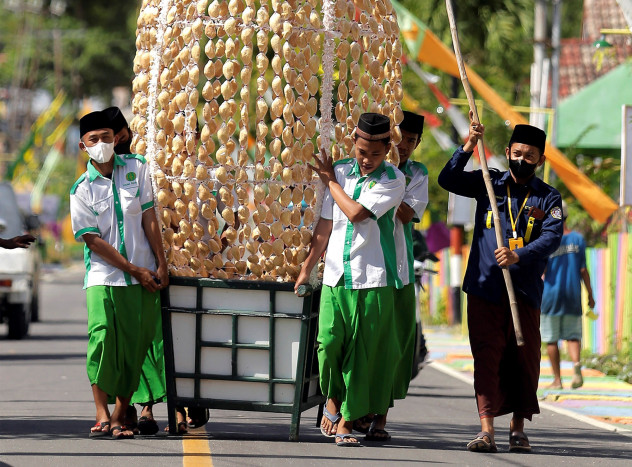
[506,184,530,239]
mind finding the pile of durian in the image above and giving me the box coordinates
[131,0,403,281]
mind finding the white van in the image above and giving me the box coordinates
[0,182,40,339]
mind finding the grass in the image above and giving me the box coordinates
[582,352,632,384]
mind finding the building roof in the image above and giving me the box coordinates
[557,0,632,100]
[557,61,632,149]
[558,38,631,99]
[582,0,631,40]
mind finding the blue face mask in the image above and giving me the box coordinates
[509,158,538,179]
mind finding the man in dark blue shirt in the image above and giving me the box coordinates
[439,120,563,453]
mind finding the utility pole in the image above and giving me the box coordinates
[448,0,463,325]
[530,0,547,128]
[550,0,562,146]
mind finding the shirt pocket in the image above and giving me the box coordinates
[91,197,112,216]
[120,186,141,216]
[483,198,505,229]
[523,215,543,243]
[90,197,112,235]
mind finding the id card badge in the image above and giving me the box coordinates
[509,237,524,250]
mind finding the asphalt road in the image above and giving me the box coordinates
[1,267,631,466]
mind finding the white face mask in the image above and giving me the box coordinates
[84,141,115,164]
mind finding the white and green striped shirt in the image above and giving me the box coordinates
[395,159,429,285]
[321,158,406,289]
[70,154,156,289]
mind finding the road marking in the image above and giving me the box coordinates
[539,401,632,436]
[430,361,632,437]
[183,426,213,467]
[428,361,473,385]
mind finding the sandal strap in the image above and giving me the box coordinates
[510,431,529,443]
[322,401,342,424]
[91,421,110,430]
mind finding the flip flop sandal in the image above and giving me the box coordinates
[467,431,498,453]
[352,415,374,434]
[509,431,532,453]
[89,421,111,438]
[320,401,342,438]
[110,425,134,440]
[187,407,210,428]
[365,428,391,442]
[335,433,361,447]
[137,416,159,436]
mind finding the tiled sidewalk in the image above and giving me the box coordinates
[425,326,632,430]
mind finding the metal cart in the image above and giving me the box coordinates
[161,276,324,441]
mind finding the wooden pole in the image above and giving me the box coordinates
[445,0,524,346]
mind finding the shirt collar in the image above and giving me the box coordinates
[347,159,386,179]
[87,155,125,182]
[400,159,413,176]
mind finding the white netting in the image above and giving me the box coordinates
[132,0,404,280]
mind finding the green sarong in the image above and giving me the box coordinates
[86,285,160,398]
[131,321,167,405]
[318,283,400,421]
[392,283,417,399]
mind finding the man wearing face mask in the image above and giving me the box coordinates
[91,106,170,436]
[70,110,168,439]
[439,121,563,453]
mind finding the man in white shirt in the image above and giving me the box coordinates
[295,113,405,446]
[358,111,429,441]
[70,110,168,439]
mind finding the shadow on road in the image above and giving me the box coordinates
[0,352,85,361]
[1,417,630,461]
[19,334,87,342]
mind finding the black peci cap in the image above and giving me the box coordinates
[509,124,546,154]
[399,111,424,136]
[356,113,391,141]
[102,107,129,133]
[79,111,113,137]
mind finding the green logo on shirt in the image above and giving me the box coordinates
[368,180,376,189]
[126,172,136,182]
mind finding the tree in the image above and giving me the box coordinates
[395,1,592,228]
[0,0,139,99]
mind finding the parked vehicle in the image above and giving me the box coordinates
[0,182,40,339]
